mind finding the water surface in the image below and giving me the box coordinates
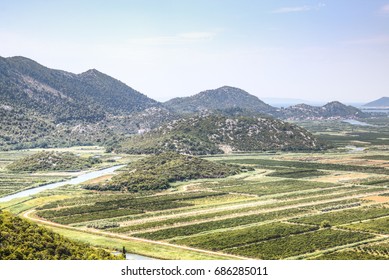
[0,165,125,202]
[342,119,372,126]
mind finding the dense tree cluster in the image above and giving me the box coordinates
[84,152,247,192]
[7,151,101,172]
[0,210,122,260]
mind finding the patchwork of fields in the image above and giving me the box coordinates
[1,123,388,260]
[0,151,69,197]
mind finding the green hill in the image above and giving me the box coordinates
[84,152,246,192]
[280,101,368,120]
[7,151,101,172]
[0,56,165,150]
[164,86,276,115]
[0,210,121,260]
[0,56,159,121]
[112,115,325,155]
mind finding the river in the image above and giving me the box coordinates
[342,119,373,126]
[0,165,125,202]
[0,164,161,260]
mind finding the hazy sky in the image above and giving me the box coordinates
[1,0,388,103]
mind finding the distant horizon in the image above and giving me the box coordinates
[1,1,388,104]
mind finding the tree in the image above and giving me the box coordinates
[321,220,331,228]
[122,246,127,259]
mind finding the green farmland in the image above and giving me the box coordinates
[1,121,389,260]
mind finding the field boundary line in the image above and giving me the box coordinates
[23,209,249,260]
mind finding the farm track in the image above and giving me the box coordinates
[22,209,249,260]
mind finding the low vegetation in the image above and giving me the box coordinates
[224,229,374,259]
[291,206,389,226]
[84,152,246,192]
[112,115,326,155]
[7,151,101,172]
[134,208,309,241]
[171,222,319,251]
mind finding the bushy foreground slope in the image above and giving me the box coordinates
[0,211,121,260]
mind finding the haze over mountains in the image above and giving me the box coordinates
[0,56,374,152]
[363,97,389,108]
[279,101,368,120]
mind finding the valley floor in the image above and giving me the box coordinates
[1,140,388,260]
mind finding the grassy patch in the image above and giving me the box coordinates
[343,216,389,234]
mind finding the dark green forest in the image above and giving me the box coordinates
[7,151,101,172]
[84,152,247,192]
[0,210,122,260]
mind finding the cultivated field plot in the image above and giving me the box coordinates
[1,138,389,260]
[0,151,69,197]
[19,148,386,260]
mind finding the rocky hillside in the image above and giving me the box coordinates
[280,101,367,120]
[165,86,276,115]
[0,56,160,121]
[113,114,325,155]
[165,88,368,121]
[0,56,174,150]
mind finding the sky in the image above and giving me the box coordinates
[1,0,389,103]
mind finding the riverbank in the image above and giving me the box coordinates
[0,165,125,202]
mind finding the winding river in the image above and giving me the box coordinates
[0,165,125,202]
[0,164,160,260]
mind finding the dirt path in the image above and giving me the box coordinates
[23,209,249,260]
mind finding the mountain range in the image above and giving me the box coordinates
[0,56,159,122]
[0,56,176,150]
[0,55,368,152]
[279,101,368,120]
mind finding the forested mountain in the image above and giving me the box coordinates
[1,55,358,152]
[0,56,171,150]
[164,86,276,115]
[0,56,160,122]
[112,114,325,155]
[279,101,367,120]
[0,210,121,260]
[363,97,389,108]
